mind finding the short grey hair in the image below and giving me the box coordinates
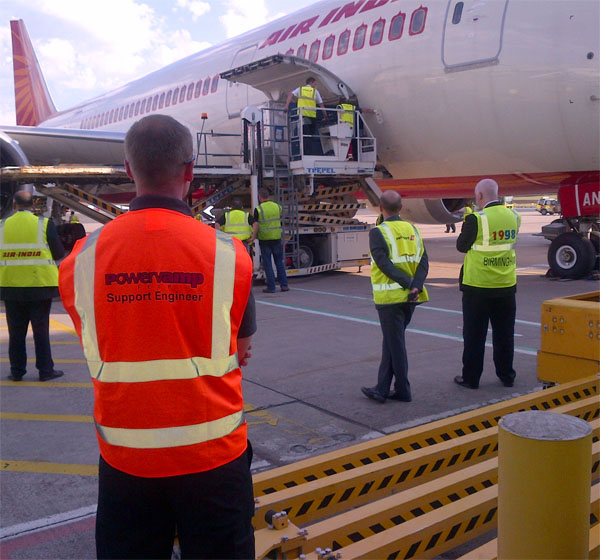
[475,178,499,200]
[125,115,193,185]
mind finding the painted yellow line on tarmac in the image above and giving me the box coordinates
[49,317,78,336]
[0,338,80,345]
[0,381,93,388]
[0,358,86,363]
[1,460,98,477]
[1,412,93,423]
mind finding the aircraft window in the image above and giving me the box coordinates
[153,95,159,111]
[297,44,307,59]
[165,90,172,107]
[203,77,210,95]
[337,30,350,55]
[135,101,140,115]
[353,24,367,51]
[409,7,427,35]
[159,93,165,109]
[102,112,107,126]
[147,97,153,112]
[309,39,320,62]
[285,48,294,55]
[129,104,135,118]
[140,99,146,114]
[389,12,405,40]
[178,86,185,102]
[173,88,179,105]
[109,109,115,123]
[195,80,202,98]
[452,2,464,24]
[211,75,219,93]
[323,35,334,60]
[187,83,194,100]
[370,18,385,45]
[118,107,124,121]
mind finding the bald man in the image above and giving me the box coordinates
[361,190,429,404]
[454,179,521,390]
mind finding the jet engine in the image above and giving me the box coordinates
[399,198,466,224]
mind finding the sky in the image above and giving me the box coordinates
[0,0,318,125]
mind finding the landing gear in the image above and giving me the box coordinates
[547,232,596,279]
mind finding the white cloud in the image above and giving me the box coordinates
[220,0,270,38]
[177,0,210,21]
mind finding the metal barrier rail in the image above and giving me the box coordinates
[253,400,599,531]
[253,376,599,496]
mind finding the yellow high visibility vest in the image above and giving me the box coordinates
[257,201,282,241]
[0,211,58,288]
[463,205,521,288]
[370,220,429,305]
[298,86,317,118]
[337,103,355,127]
[222,209,253,241]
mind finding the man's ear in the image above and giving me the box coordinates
[183,161,194,183]
[124,160,134,181]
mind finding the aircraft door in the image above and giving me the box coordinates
[442,0,509,70]
[226,44,257,119]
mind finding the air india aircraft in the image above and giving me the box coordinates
[1,0,599,224]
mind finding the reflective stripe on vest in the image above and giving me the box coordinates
[222,210,252,240]
[257,201,282,241]
[337,103,355,127]
[298,86,317,118]
[370,220,429,304]
[463,206,520,288]
[72,229,243,450]
[0,213,58,286]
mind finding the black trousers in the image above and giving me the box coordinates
[461,290,516,387]
[96,445,255,560]
[4,298,55,377]
[375,303,415,399]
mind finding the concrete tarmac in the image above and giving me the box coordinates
[1,208,596,559]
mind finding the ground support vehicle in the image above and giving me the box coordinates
[536,182,600,279]
[0,104,380,279]
[536,196,560,215]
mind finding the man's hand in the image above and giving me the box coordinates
[407,288,420,302]
[239,344,252,367]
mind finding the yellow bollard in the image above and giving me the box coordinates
[498,411,592,560]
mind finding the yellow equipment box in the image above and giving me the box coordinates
[537,292,600,384]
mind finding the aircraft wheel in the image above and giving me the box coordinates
[548,232,595,279]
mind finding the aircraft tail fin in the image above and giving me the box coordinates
[10,19,57,126]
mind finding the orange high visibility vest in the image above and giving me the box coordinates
[59,208,252,477]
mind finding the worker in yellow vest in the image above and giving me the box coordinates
[215,198,255,251]
[252,188,289,293]
[454,178,521,390]
[0,190,65,381]
[337,101,356,160]
[285,76,326,155]
[361,190,429,404]
[69,210,79,223]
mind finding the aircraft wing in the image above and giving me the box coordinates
[0,125,125,166]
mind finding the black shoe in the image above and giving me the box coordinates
[39,370,64,382]
[361,386,386,403]
[8,374,24,382]
[454,376,478,389]
[280,286,290,292]
[499,378,514,387]
[387,391,412,402]
[262,288,276,293]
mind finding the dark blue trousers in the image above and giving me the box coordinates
[461,290,517,387]
[5,299,55,377]
[375,303,415,399]
[259,239,288,291]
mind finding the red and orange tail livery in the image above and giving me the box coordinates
[11,19,57,126]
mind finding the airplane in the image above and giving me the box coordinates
[1,0,599,225]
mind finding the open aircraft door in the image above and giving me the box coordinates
[220,54,356,108]
[442,0,509,70]
[226,44,258,119]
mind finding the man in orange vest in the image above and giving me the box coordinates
[59,115,256,559]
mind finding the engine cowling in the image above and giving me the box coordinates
[0,131,29,167]
[399,198,466,224]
